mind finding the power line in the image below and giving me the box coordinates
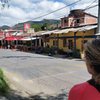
[29,0,82,21]
[83,0,97,10]
[83,4,98,11]
[47,3,98,22]
[4,0,98,24]
[5,0,82,21]
[30,0,98,21]
[83,0,98,11]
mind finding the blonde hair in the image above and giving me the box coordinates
[84,39,100,84]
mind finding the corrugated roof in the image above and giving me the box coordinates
[41,30,59,35]
[76,25,97,31]
[54,25,97,34]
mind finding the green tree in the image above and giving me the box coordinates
[31,24,42,32]
[41,23,49,30]
[0,0,10,9]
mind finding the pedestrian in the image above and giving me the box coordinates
[8,44,10,49]
[68,39,100,100]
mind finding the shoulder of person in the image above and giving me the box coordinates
[68,82,88,100]
[70,82,88,93]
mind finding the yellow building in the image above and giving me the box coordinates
[48,25,97,56]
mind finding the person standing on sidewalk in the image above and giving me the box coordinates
[68,39,100,100]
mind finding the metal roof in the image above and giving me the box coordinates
[54,25,97,34]
[41,30,59,35]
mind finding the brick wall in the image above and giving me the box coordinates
[85,15,97,25]
[61,10,97,28]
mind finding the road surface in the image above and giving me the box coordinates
[0,49,91,95]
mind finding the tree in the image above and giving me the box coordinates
[0,0,10,9]
[31,24,42,32]
[41,23,49,30]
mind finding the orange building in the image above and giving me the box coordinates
[61,9,97,28]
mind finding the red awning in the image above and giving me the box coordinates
[4,36,24,41]
[5,37,17,41]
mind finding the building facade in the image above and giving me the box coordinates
[61,9,97,28]
[48,25,97,58]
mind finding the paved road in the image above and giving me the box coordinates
[0,49,91,95]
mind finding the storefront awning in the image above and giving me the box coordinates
[5,37,17,41]
[4,36,22,41]
[20,37,37,41]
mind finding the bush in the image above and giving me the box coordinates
[43,46,67,55]
[57,49,66,55]
[73,49,81,58]
[42,46,57,55]
[43,47,51,54]
[49,46,58,55]
[0,69,9,95]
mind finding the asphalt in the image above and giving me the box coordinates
[0,49,91,96]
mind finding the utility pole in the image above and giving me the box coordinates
[98,0,100,33]
[96,0,100,37]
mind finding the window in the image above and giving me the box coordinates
[63,39,67,47]
[83,40,87,44]
[53,40,58,47]
[68,40,73,49]
[76,19,80,23]
[64,19,67,23]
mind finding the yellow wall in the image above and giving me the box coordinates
[48,28,95,52]
[75,29,95,52]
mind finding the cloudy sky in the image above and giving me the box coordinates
[0,0,98,26]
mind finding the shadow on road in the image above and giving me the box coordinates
[0,56,54,60]
[6,90,67,100]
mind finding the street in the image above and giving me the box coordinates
[0,49,90,95]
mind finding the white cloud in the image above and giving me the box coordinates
[0,0,98,26]
[11,0,33,9]
[73,1,98,16]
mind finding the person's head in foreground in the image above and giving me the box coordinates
[68,39,100,100]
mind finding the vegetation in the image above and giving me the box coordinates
[73,49,81,58]
[12,19,60,31]
[31,24,42,32]
[0,68,9,95]
[35,46,66,56]
[0,25,10,30]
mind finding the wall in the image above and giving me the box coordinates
[61,10,97,28]
[48,28,95,53]
[61,17,68,28]
[85,15,97,25]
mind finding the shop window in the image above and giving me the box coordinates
[63,38,67,47]
[68,40,73,49]
[53,40,58,47]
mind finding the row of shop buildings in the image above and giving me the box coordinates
[0,9,98,58]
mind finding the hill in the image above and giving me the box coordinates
[12,19,60,30]
[0,25,10,30]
